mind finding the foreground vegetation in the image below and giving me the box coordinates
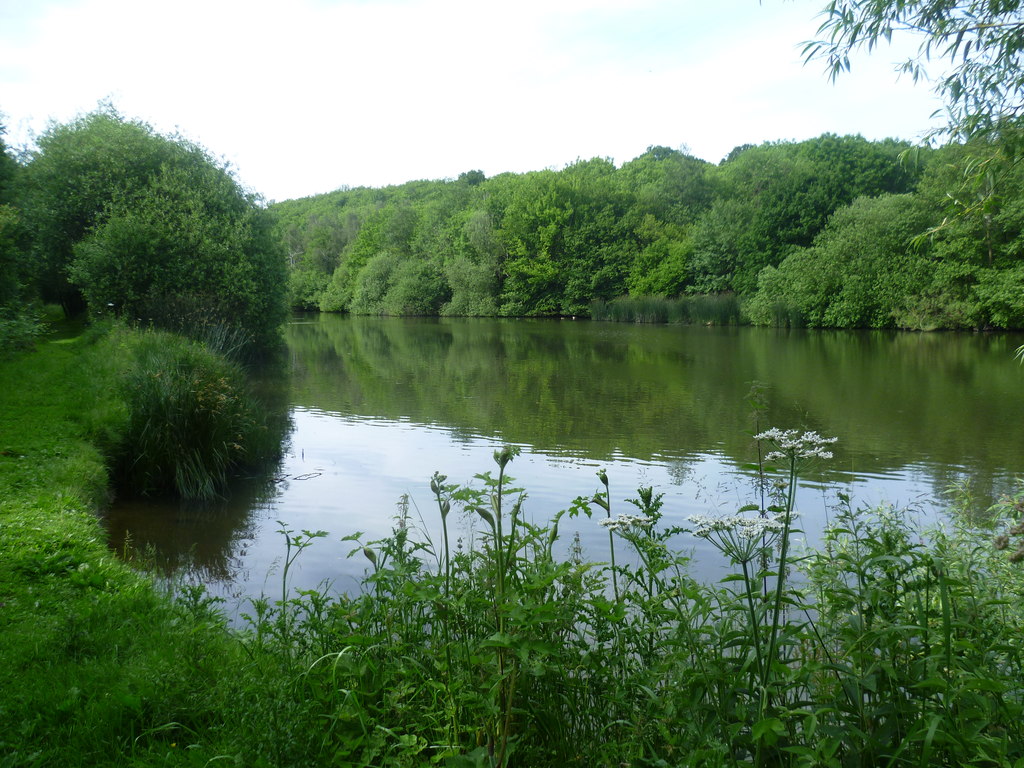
[3,332,1023,767]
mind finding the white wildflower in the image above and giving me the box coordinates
[686,514,727,537]
[601,513,657,533]
[755,428,837,462]
[733,514,786,541]
[688,510,790,563]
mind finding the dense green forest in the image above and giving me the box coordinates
[271,134,1024,329]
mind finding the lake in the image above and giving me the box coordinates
[102,314,1024,609]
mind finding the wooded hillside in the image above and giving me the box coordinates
[272,134,1024,329]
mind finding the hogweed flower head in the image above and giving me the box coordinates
[599,513,657,533]
[688,510,790,564]
[688,511,788,539]
[755,428,837,462]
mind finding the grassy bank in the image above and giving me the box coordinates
[0,330,239,767]
[3,328,1024,767]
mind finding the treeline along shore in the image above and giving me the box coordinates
[272,134,1024,331]
[5,109,1024,349]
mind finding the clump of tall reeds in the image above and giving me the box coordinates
[85,325,280,499]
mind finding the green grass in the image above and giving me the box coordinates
[0,331,239,767]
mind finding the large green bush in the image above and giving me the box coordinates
[971,264,1024,327]
[22,107,287,352]
[0,119,39,353]
[442,254,499,316]
[0,205,40,355]
[746,194,936,328]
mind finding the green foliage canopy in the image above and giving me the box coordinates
[270,133,1024,329]
[689,135,917,293]
[747,193,936,327]
[22,107,287,350]
[0,118,24,308]
[0,115,38,351]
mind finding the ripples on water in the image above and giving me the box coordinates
[106,408,953,618]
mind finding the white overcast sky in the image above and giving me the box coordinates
[0,0,945,202]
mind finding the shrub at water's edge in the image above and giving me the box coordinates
[83,324,284,500]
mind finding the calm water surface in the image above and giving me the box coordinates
[103,315,1024,609]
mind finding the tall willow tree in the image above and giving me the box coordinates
[806,0,1024,222]
[803,0,1024,329]
[806,0,1024,139]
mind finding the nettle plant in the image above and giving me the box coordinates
[992,481,1024,563]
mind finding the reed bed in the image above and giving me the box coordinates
[590,294,744,325]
